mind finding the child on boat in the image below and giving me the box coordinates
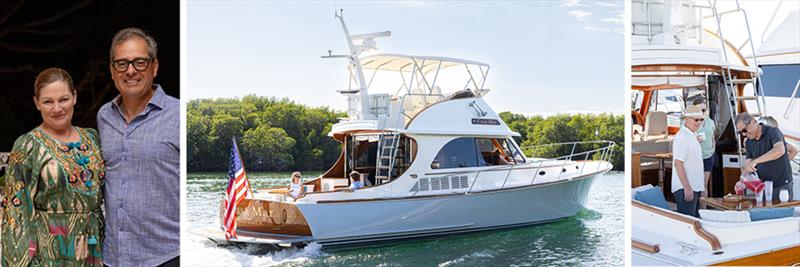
[346,171,364,192]
[287,171,305,199]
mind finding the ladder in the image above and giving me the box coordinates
[375,132,401,184]
[709,0,766,156]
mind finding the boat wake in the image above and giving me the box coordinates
[183,235,324,266]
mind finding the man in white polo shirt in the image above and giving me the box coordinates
[672,105,705,217]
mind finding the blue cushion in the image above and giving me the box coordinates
[635,186,670,210]
[748,207,795,221]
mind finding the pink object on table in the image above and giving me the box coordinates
[743,180,765,194]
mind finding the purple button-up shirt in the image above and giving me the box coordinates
[97,85,180,266]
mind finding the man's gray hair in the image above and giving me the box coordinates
[109,27,158,61]
[735,112,754,124]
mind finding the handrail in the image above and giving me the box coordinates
[633,201,722,251]
[784,78,800,118]
[522,141,616,163]
[463,141,614,194]
[632,239,661,254]
[521,141,616,184]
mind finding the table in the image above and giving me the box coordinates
[640,152,672,189]
[700,197,800,211]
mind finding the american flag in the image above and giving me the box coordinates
[223,138,251,240]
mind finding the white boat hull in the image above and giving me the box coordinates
[297,170,604,246]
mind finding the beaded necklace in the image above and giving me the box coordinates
[32,127,103,194]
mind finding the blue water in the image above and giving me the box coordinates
[184,172,624,266]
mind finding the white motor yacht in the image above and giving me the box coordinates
[195,11,614,248]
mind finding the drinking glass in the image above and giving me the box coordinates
[765,181,773,204]
[779,189,790,203]
[755,189,764,206]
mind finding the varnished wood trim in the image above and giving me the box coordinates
[632,239,660,254]
[632,200,722,251]
[317,167,609,204]
[220,198,312,236]
[711,245,800,266]
[785,134,800,142]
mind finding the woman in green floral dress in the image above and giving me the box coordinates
[1,68,104,266]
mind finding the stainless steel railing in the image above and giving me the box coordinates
[464,141,616,193]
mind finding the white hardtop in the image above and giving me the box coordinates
[750,9,800,65]
[632,44,757,73]
[356,53,489,73]
[325,11,502,136]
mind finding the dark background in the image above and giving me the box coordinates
[0,0,179,151]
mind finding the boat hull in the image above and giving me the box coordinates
[293,170,603,245]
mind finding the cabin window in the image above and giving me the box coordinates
[759,64,800,98]
[431,138,479,169]
[431,137,521,169]
[506,139,526,163]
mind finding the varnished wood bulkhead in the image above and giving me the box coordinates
[219,198,313,236]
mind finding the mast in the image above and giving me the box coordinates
[335,10,372,120]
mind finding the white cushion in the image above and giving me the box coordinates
[699,209,751,223]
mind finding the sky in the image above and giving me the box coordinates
[187,1,625,116]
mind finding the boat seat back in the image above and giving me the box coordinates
[703,216,800,246]
[644,111,668,140]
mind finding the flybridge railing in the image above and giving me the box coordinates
[461,141,615,194]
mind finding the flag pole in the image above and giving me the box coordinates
[233,137,255,198]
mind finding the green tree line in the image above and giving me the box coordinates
[500,112,624,170]
[187,96,344,172]
[187,96,624,172]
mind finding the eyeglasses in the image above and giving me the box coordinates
[693,118,704,122]
[738,120,752,134]
[111,58,152,72]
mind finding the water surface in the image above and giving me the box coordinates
[184,172,624,266]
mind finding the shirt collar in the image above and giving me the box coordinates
[111,84,166,111]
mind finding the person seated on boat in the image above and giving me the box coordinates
[736,112,794,200]
[286,171,305,199]
[488,146,511,165]
[344,171,364,192]
[671,105,705,217]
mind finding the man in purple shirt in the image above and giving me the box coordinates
[97,28,180,267]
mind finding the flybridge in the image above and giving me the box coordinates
[323,10,491,127]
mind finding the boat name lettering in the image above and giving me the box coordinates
[471,118,500,125]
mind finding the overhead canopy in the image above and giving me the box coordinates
[632,76,706,90]
[751,10,800,65]
[356,53,489,73]
[632,45,758,73]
